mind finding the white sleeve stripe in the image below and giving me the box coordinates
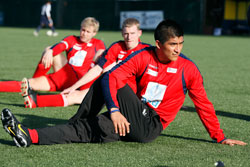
[61,41,68,49]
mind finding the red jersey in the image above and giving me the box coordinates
[51,36,106,78]
[102,46,225,143]
[97,41,151,92]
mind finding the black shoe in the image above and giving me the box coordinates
[1,108,31,147]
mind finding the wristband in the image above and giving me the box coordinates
[219,137,227,143]
[110,109,120,114]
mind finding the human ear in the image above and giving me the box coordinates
[155,40,161,49]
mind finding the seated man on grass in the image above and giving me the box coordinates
[1,19,246,147]
[0,17,105,95]
[22,18,150,108]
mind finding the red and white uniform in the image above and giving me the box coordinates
[102,46,225,143]
[52,35,106,79]
[45,36,105,91]
[97,40,150,92]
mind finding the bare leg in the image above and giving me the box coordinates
[30,51,67,91]
[33,47,67,78]
[66,89,89,106]
[28,76,51,91]
[52,53,67,72]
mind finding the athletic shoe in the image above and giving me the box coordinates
[21,78,31,97]
[1,108,31,147]
[21,78,38,108]
[24,93,37,108]
[52,32,58,37]
[46,30,53,36]
[33,31,39,37]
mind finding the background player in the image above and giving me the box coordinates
[22,18,150,108]
[1,19,246,147]
[21,17,105,105]
[33,0,58,37]
[0,17,105,94]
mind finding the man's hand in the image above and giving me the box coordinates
[110,110,130,136]
[221,139,247,146]
[42,49,53,69]
[61,86,76,95]
[48,17,53,27]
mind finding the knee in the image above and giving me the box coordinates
[66,91,85,105]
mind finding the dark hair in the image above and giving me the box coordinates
[154,19,184,44]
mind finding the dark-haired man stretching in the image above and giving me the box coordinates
[1,19,246,147]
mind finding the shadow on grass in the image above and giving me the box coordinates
[16,113,68,129]
[160,134,214,144]
[181,106,250,121]
[0,139,16,146]
[0,102,24,107]
[0,79,19,81]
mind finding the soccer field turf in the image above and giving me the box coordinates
[0,27,249,167]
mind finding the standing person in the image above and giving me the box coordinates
[1,19,246,147]
[22,18,150,108]
[0,17,105,96]
[33,0,58,37]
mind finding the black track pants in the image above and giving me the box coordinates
[37,76,162,145]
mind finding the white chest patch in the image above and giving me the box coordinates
[141,82,167,108]
[167,67,177,73]
[73,45,82,50]
[147,69,158,77]
[87,43,93,47]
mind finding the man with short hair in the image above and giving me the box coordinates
[0,17,105,95]
[22,18,150,108]
[1,19,246,147]
[20,17,105,108]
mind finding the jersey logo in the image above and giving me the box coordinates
[73,44,82,50]
[147,69,158,77]
[118,54,124,59]
[142,109,148,117]
[69,50,87,66]
[120,51,127,54]
[87,43,93,47]
[141,82,167,108]
[167,67,177,73]
[149,64,158,69]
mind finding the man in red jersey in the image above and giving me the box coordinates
[0,17,105,93]
[1,19,246,147]
[22,18,150,108]
[21,17,105,93]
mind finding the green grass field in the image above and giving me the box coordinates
[0,27,249,167]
